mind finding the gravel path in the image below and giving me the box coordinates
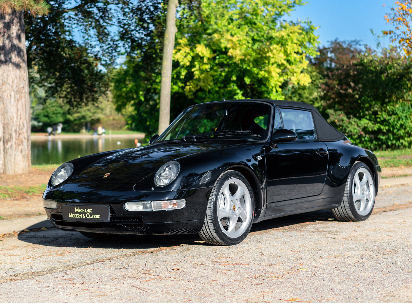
[0,185,411,302]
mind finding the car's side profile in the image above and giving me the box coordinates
[43,100,381,245]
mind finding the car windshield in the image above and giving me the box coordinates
[157,102,272,142]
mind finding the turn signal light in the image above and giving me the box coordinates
[124,199,186,212]
[43,199,57,209]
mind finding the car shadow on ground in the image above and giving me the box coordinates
[17,209,335,250]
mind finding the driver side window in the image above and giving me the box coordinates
[279,108,317,140]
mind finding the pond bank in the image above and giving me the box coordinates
[31,133,145,140]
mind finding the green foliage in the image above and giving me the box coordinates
[319,47,412,150]
[0,0,49,15]
[174,0,319,101]
[24,0,147,108]
[33,94,126,132]
[34,99,66,126]
[282,64,324,108]
[111,0,195,137]
[112,0,319,137]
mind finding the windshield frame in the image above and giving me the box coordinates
[156,101,274,143]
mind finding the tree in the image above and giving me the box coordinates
[112,0,199,137]
[310,39,363,72]
[112,0,319,138]
[283,39,364,108]
[0,0,48,174]
[25,0,128,108]
[320,47,412,150]
[158,0,179,134]
[173,0,319,102]
[1,0,153,174]
[384,0,412,55]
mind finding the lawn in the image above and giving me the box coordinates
[375,148,412,168]
[31,164,60,172]
[0,184,47,200]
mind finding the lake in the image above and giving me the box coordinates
[32,136,145,165]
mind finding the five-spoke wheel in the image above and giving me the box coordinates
[199,171,254,245]
[332,162,376,221]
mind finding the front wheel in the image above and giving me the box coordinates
[199,171,255,245]
[332,162,376,221]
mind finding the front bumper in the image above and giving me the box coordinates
[44,187,211,235]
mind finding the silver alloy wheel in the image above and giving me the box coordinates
[352,167,375,216]
[217,177,253,239]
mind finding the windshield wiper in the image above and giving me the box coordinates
[213,130,261,138]
[182,134,213,141]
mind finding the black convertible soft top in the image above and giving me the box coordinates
[266,100,346,142]
[210,99,346,142]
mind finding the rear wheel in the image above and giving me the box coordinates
[199,171,255,245]
[332,162,375,221]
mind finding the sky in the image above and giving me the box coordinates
[286,0,398,49]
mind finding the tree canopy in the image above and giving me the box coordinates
[112,0,319,137]
[384,0,412,55]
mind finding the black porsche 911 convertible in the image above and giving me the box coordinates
[43,99,381,245]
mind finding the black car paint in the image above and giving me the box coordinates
[43,100,381,235]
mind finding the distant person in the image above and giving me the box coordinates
[93,126,98,136]
[52,124,57,136]
[47,126,52,136]
[57,123,62,135]
[97,125,103,135]
[102,126,106,135]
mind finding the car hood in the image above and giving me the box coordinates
[67,142,237,187]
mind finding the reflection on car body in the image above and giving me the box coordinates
[43,100,381,245]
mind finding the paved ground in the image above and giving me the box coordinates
[0,183,411,302]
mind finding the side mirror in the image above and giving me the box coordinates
[149,134,159,145]
[271,129,297,144]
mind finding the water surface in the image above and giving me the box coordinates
[32,137,140,165]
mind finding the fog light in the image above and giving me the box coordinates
[43,199,57,209]
[124,199,186,212]
[152,199,186,211]
[124,201,152,211]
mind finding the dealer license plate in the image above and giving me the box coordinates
[62,205,110,222]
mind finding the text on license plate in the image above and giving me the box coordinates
[62,205,110,222]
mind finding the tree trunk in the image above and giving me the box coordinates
[158,0,179,135]
[0,10,31,174]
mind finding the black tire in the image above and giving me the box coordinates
[79,231,118,240]
[332,162,376,221]
[199,170,255,245]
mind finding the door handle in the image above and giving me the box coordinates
[316,148,328,156]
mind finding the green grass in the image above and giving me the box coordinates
[375,148,412,168]
[375,148,412,158]
[31,164,60,172]
[0,184,47,200]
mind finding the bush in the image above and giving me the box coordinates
[318,47,412,150]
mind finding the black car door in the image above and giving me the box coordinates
[265,107,328,214]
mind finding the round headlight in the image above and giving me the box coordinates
[50,163,74,187]
[154,161,180,187]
